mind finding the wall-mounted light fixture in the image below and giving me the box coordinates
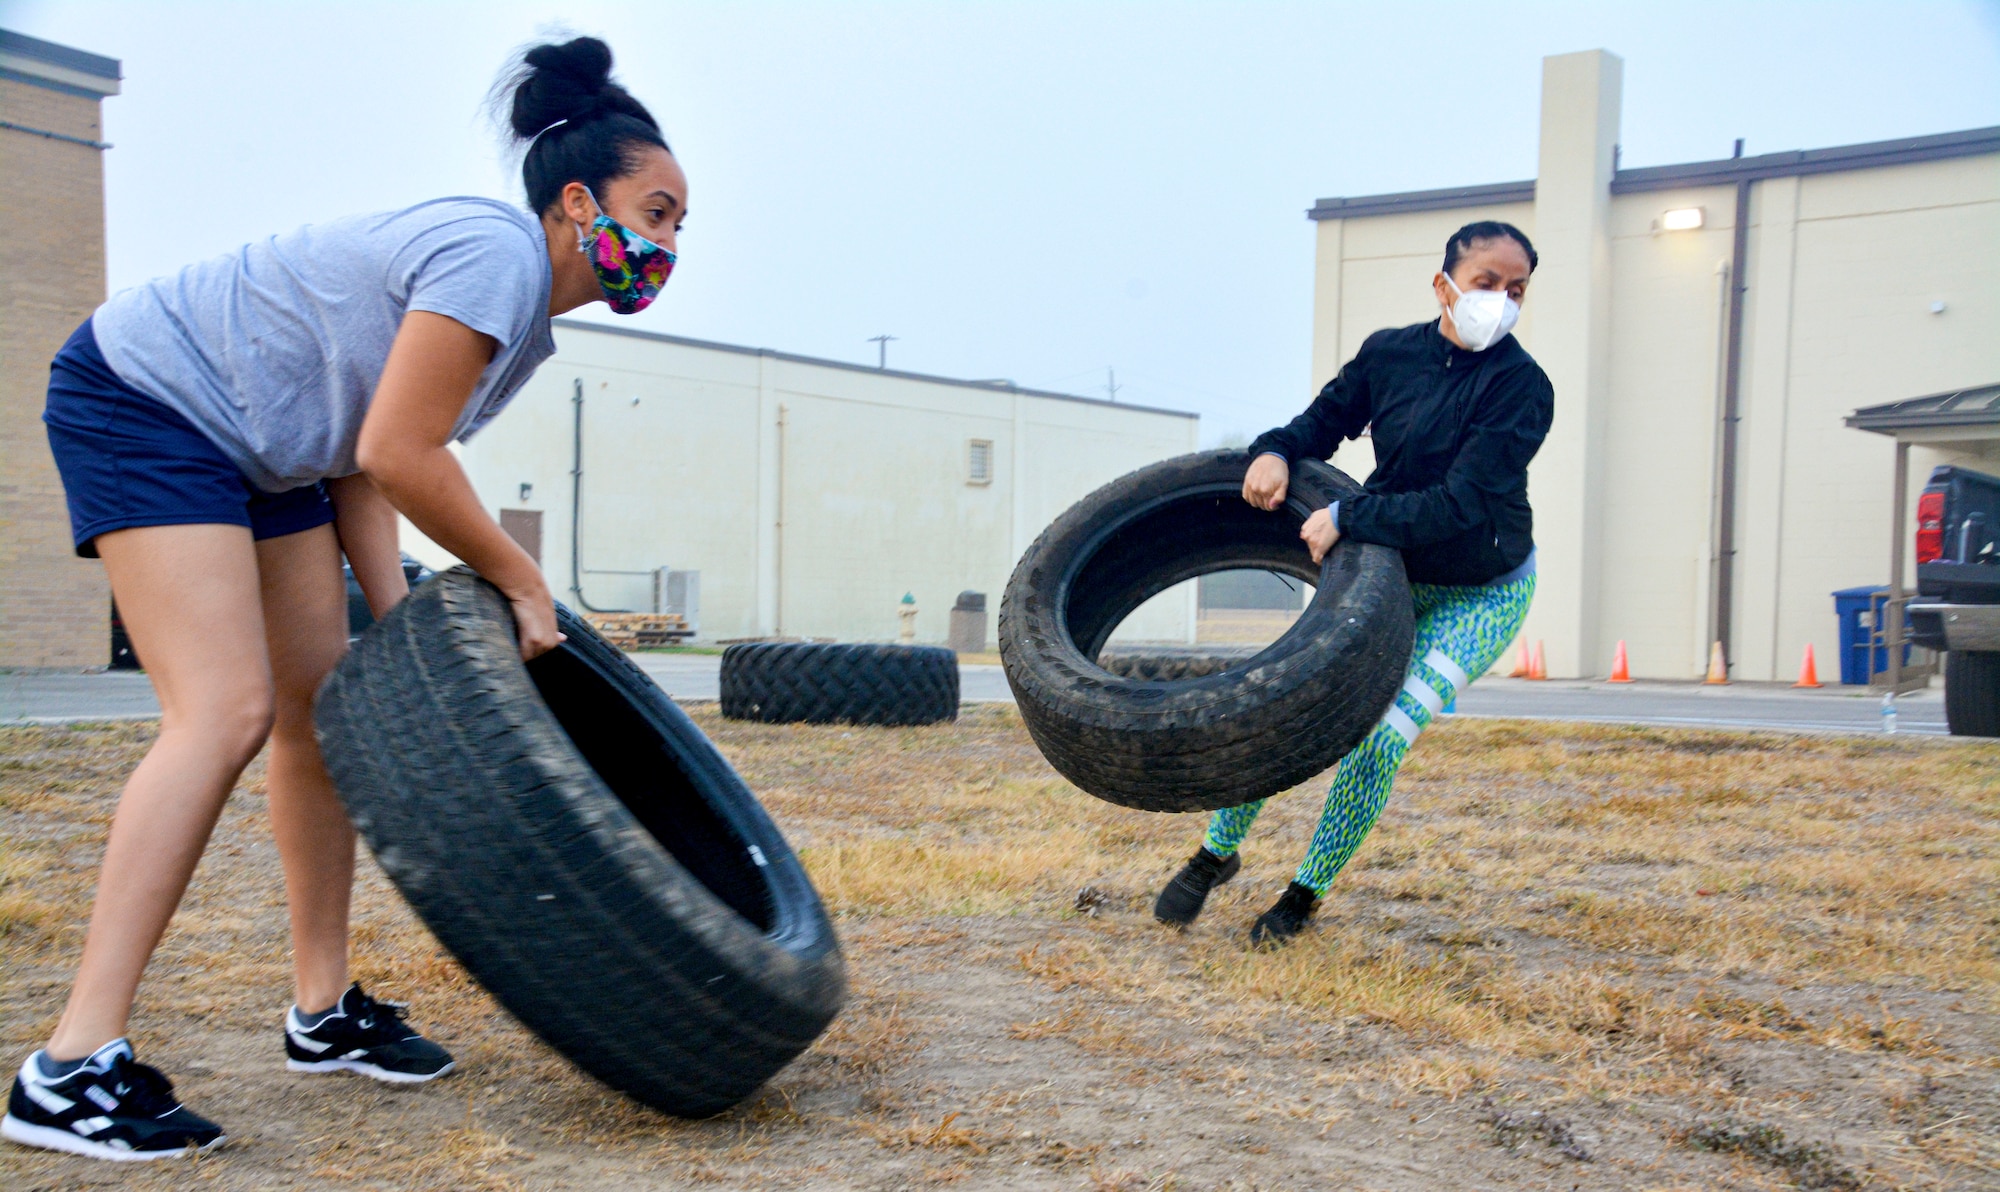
[1659,207,1706,232]
[519,483,533,503]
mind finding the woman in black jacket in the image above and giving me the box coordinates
[1155,220,1554,944]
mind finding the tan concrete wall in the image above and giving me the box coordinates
[0,77,112,668]
[1743,155,2000,679]
[1597,182,1736,679]
[420,325,1201,645]
[1307,148,1999,680]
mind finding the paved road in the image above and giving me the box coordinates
[2,657,1952,737]
[595,659,1958,736]
[1449,676,1948,736]
[0,670,163,724]
[623,654,1018,704]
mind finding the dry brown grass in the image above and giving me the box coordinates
[3,709,1997,1189]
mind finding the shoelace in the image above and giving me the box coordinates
[349,992,411,1038]
[96,1058,181,1119]
[1185,851,1231,882]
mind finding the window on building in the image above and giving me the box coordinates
[968,439,994,485]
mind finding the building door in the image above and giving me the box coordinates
[499,509,543,567]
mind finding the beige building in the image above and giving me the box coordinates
[414,320,1202,645]
[1309,50,1999,681]
[0,30,119,668]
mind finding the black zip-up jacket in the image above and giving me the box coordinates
[1248,320,1554,587]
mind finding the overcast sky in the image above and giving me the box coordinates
[7,1,1998,442]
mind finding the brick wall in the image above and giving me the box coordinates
[1,76,112,668]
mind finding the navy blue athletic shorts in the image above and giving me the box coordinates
[43,319,334,559]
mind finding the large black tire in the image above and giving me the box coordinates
[1944,650,2000,737]
[314,568,845,1118]
[720,642,959,726]
[1000,450,1414,813]
[1097,645,1263,681]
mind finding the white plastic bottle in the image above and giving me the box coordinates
[1880,691,1897,735]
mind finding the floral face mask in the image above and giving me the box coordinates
[575,186,675,315]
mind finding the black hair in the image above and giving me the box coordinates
[1442,220,1537,276]
[496,37,669,218]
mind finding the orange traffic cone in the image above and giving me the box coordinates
[1705,640,1729,685]
[1527,640,1548,681]
[1608,639,1633,683]
[1792,642,1823,689]
[1508,640,1530,678]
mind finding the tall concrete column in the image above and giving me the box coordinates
[1308,217,1346,389]
[1520,49,1621,679]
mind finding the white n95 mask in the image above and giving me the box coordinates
[1442,274,1520,352]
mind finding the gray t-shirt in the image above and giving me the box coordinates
[93,197,556,493]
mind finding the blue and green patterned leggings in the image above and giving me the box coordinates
[1202,570,1536,894]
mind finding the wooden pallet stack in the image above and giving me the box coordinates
[583,612,693,650]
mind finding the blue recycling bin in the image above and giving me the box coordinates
[1831,586,1912,685]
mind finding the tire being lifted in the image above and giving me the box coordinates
[721,642,959,726]
[314,568,845,1118]
[1000,451,1415,813]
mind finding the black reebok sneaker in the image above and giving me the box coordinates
[1250,881,1321,946]
[1153,847,1243,926]
[284,984,454,1083]
[3,1039,225,1161]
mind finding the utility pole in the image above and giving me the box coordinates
[1105,366,1120,403]
[868,335,898,369]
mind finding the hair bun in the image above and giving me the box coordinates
[492,36,669,213]
[509,37,620,137]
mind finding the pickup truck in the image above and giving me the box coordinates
[1906,464,2000,736]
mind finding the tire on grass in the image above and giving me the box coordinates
[1096,645,1263,682]
[720,642,959,726]
[1000,450,1414,813]
[314,567,845,1118]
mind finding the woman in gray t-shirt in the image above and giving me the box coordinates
[12,38,685,1158]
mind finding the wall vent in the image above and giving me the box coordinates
[967,439,994,485]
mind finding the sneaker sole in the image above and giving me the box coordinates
[2,1113,224,1161]
[286,1058,455,1084]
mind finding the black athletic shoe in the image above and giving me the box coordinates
[1249,882,1321,947]
[1153,847,1243,926]
[284,984,454,1083]
[3,1039,225,1161]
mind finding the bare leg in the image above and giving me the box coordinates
[255,524,356,1015]
[45,525,273,1060]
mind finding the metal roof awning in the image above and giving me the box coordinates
[1845,382,2000,445]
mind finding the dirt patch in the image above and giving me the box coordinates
[3,709,1997,1189]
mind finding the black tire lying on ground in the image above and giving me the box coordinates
[1000,450,1414,813]
[314,568,845,1118]
[721,642,959,726]
[1097,645,1264,682]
